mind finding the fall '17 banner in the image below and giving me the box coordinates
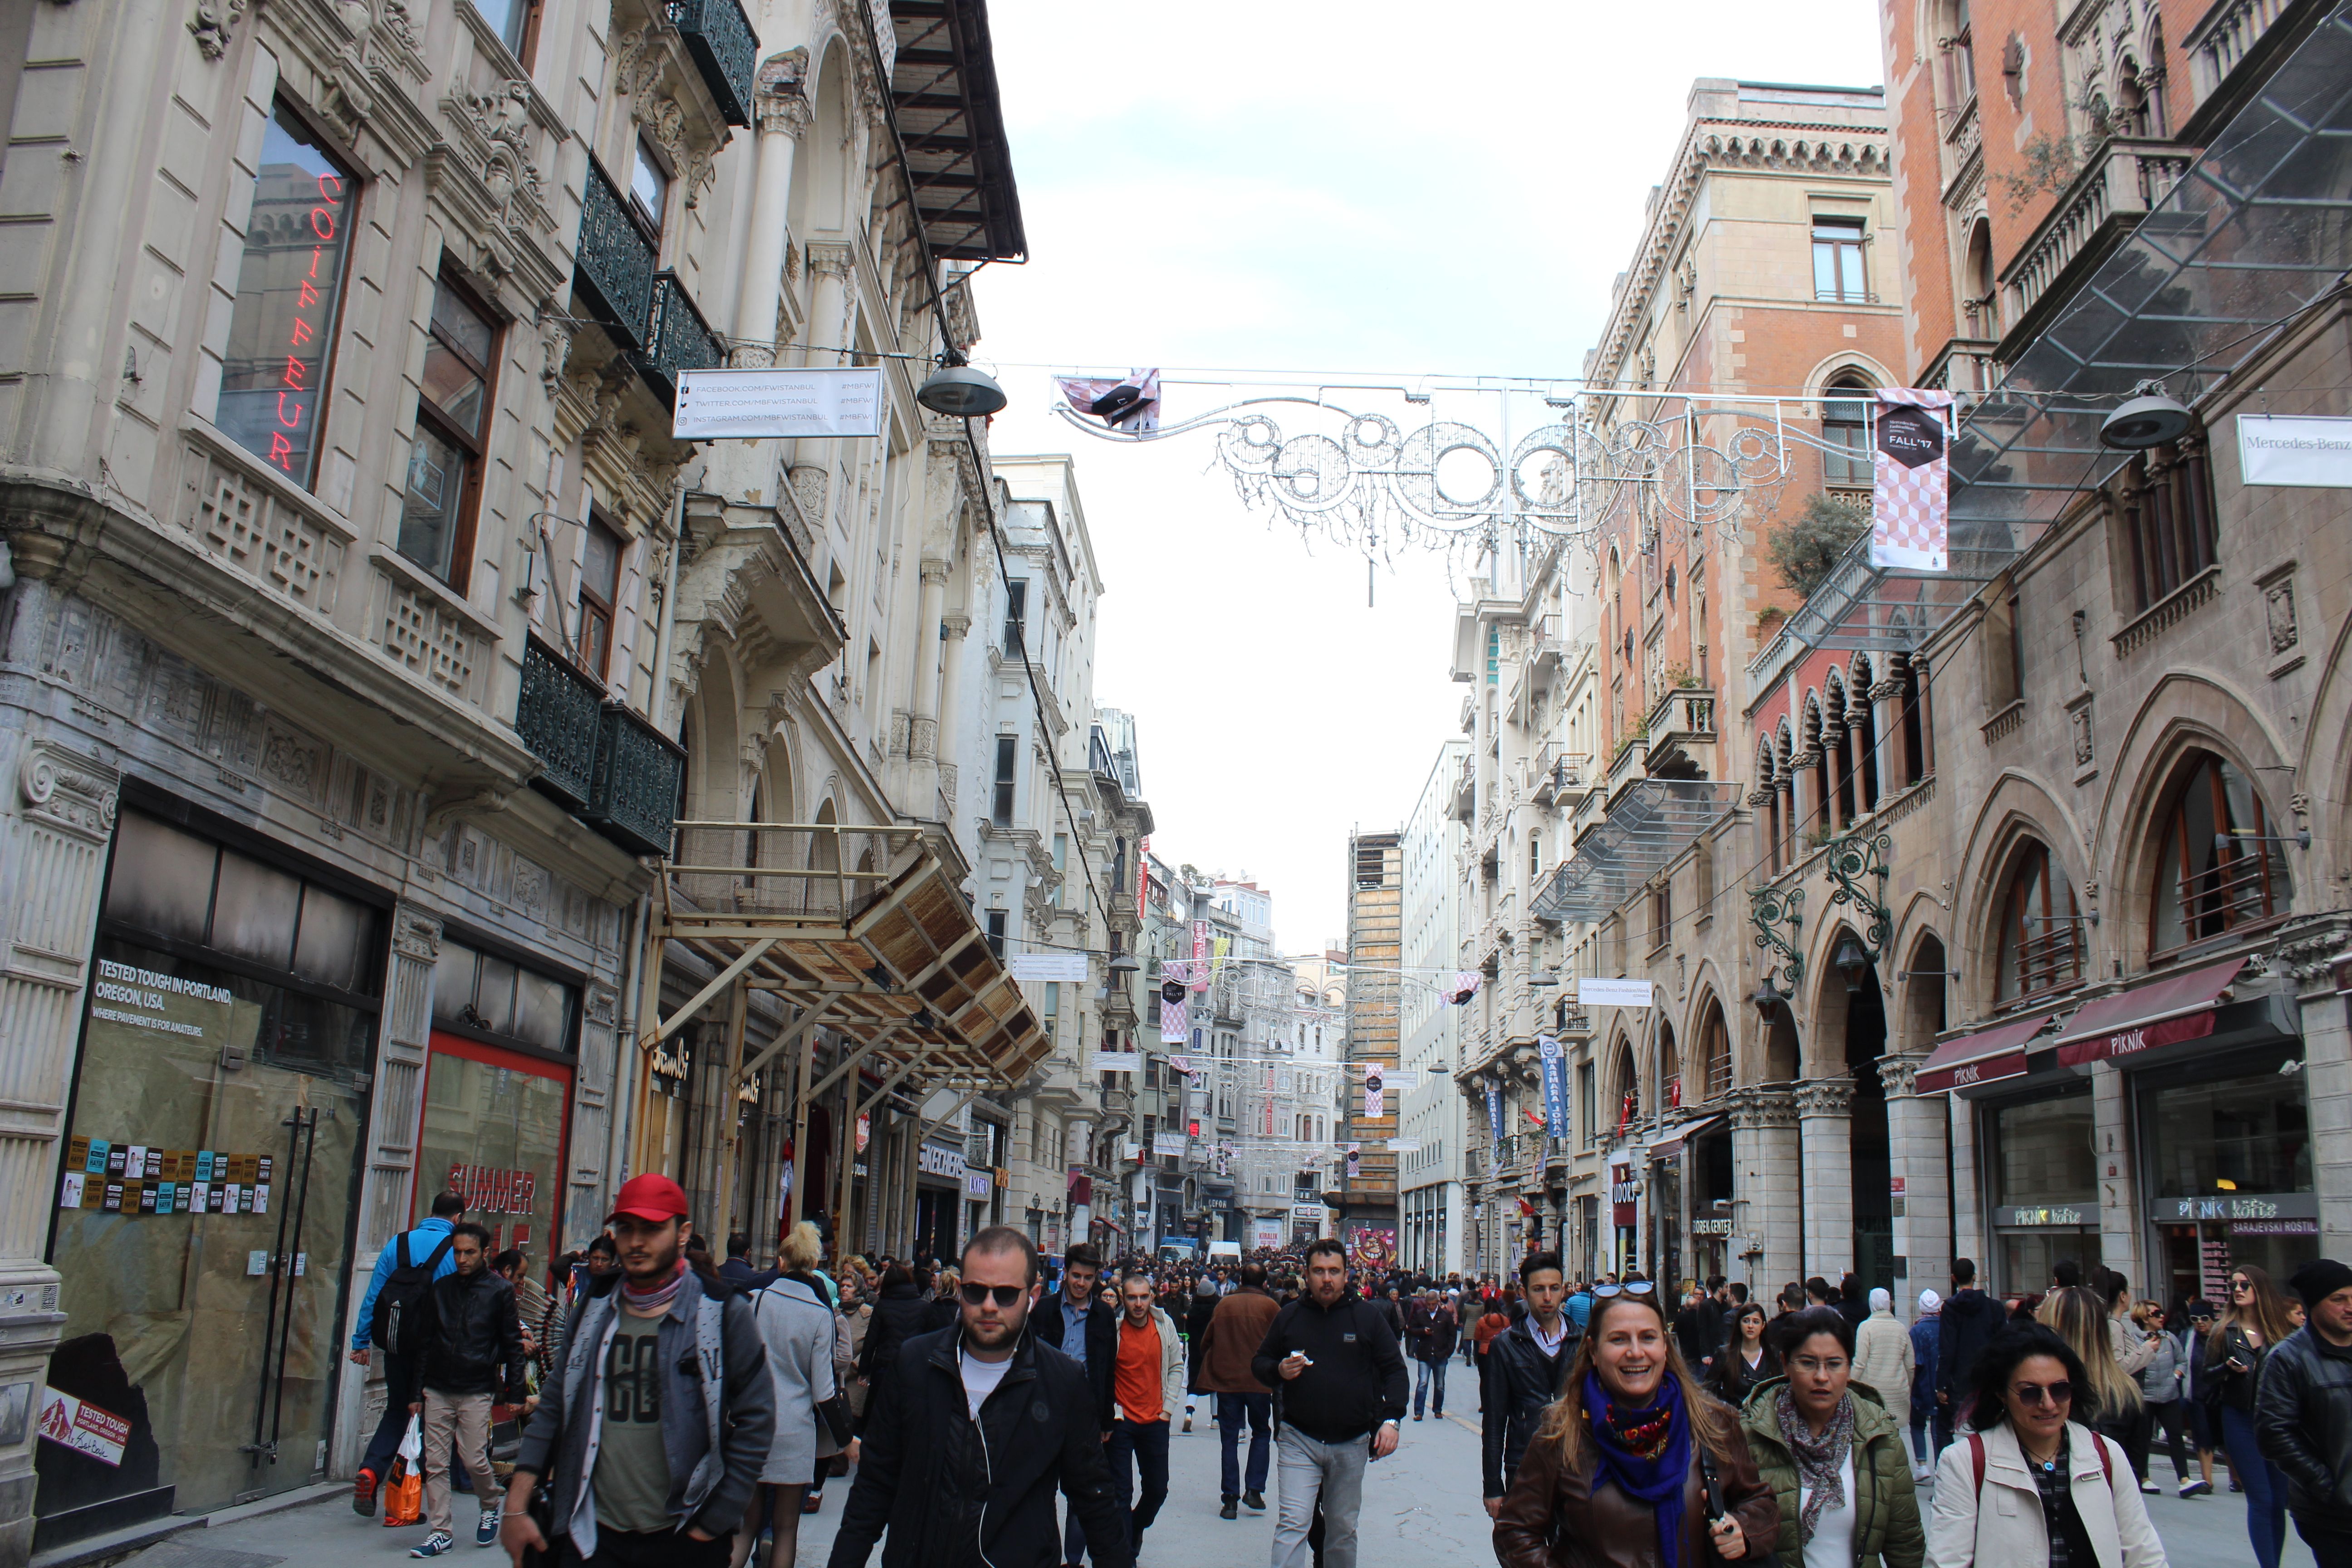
[1870,388,1954,572]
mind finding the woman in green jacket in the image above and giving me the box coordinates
[1740,1307,1924,1568]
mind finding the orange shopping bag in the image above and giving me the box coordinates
[383,1416,424,1527]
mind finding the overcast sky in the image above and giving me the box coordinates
[972,0,1885,951]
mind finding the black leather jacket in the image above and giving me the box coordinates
[825,1326,1131,1568]
[1480,1316,1575,1498]
[406,1266,525,1401]
[2256,1325,2352,1529]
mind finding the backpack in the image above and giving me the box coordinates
[372,1229,455,1357]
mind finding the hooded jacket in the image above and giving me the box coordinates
[514,1269,774,1552]
[1739,1378,1923,1568]
[824,1326,1132,1568]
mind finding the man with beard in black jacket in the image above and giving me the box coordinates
[403,1221,524,1558]
[2259,1259,2352,1567]
[1479,1251,1575,1519]
[827,1227,1131,1568]
[1250,1239,1407,1568]
[1933,1256,2006,1450]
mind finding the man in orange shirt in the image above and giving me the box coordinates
[1109,1273,1186,1557]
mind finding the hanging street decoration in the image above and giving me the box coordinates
[1869,389,1953,570]
[1055,368,1162,435]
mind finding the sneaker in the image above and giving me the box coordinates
[354,1468,380,1517]
[1182,1414,1193,1433]
[801,1490,823,1515]
[475,1509,501,1547]
[410,1533,455,1559]
[1220,1500,1238,1521]
[1243,1491,1266,1511]
[2138,1480,2161,1495]
[2180,1480,2212,1498]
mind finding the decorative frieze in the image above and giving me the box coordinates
[1794,1076,1855,1119]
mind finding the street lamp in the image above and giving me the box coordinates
[2100,392,2194,450]
[1833,935,1870,995]
[916,361,1009,417]
[1749,974,1786,1025]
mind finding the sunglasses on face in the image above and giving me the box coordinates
[960,1282,1027,1308]
[1593,1281,1655,1298]
[2011,1380,2073,1408]
[2232,1279,2253,1292]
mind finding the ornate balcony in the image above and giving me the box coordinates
[666,0,758,127]
[1998,138,2195,351]
[587,701,686,856]
[1645,686,1717,779]
[515,636,605,811]
[575,156,658,352]
[635,271,726,404]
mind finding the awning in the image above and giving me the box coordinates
[1916,1012,2056,1095]
[882,0,1028,262]
[1784,3,2352,655]
[1531,779,1742,922]
[1648,1113,1725,1161]
[2051,957,2245,1068]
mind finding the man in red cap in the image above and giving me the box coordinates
[503,1175,774,1568]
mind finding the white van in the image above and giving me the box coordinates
[1206,1240,1242,1265]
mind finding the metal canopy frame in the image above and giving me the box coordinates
[1788,0,2352,655]
[1532,780,1744,923]
[883,0,1028,262]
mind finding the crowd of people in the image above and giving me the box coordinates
[336,1184,2352,1568]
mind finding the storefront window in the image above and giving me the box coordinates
[1991,1089,2096,1205]
[45,810,381,1537]
[431,936,576,1055]
[416,1035,570,1259]
[2144,1060,2311,1199]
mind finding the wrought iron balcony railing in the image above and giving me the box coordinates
[666,0,757,127]
[515,636,604,811]
[587,701,686,857]
[635,271,726,404]
[575,155,657,352]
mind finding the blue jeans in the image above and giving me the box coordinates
[2224,1404,2289,1568]
[1107,1417,1171,1549]
[1217,1392,1270,1500]
[1413,1356,1447,1417]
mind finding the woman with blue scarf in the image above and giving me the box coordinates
[1494,1288,1779,1568]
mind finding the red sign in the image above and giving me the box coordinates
[1612,1162,1637,1228]
[447,1162,537,1215]
[2056,1008,2218,1068]
[1916,1050,2029,1096]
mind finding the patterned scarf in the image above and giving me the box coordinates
[620,1259,689,1315]
[1774,1384,1856,1545]
[1582,1370,1694,1568]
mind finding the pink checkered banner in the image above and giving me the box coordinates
[1869,388,1955,572]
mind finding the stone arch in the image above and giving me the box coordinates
[1655,1015,1681,1111]
[795,37,855,238]
[682,642,749,822]
[1896,927,1951,1055]
[1803,354,1897,402]
[1688,988,1733,1103]
[1604,1029,1639,1137]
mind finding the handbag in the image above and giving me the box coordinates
[817,1390,855,1449]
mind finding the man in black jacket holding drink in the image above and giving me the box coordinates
[1250,1238,1407,1568]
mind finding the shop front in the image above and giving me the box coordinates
[1980,1082,2101,1294]
[1651,1116,1725,1287]
[914,1138,966,1261]
[40,809,384,1546]
[1610,1161,1638,1277]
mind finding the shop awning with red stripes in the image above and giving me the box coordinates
[2051,957,2244,1068]
[1916,1012,2057,1095]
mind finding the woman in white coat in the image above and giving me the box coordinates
[735,1221,844,1568]
[1924,1321,2166,1568]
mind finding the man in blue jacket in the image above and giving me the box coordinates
[351,1190,465,1513]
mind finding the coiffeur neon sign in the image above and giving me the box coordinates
[267,169,348,477]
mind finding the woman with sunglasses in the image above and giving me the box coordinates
[1704,1303,1781,1408]
[1740,1307,1922,1568]
[1494,1288,1779,1567]
[2206,1263,2299,1568]
[1923,1322,2165,1567]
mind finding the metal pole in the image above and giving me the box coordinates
[789,1021,816,1226]
[710,977,749,1247]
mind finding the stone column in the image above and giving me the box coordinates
[908,559,948,762]
[936,612,971,815]
[2092,1061,2143,1295]
[1731,1086,1801,1290]
[1872,676,1906,798]
[0,730,119,1568]
[1949,1089,1985,1269]
[1788,754,1817,849]
[2300,980,2352,1263]
[1819,727,1845,833]
[1880,1053,1947,1315]
[1798,1076,1856,1278]
[730,78,813,358]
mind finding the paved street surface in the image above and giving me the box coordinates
[103,1406,2310,1568]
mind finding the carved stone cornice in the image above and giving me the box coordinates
[20,742,120,844]
[428,78,566,307]
[1794,1076,1856,1119]
[1727,1084,1798,1132]
[1877,1052,1925,1098]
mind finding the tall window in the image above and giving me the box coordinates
[1822,378,1872,486]
[1002,580,1028,656]
[985,910,1006,961]
[2116,436,2217,613]
[2151,752,2291,953]
[628,137,669,238]
[1812,217,1869,302]
[469,0,539,61]
[991,735,1017,824]
[576,514,622,679]
[1698,1003,1732,1101]
[219,102,358,487]
[399,276,499,585]
[1995,842,2085,1001]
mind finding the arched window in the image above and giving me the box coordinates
[1697,1000,1732,1102]
[1962,219,1996,337]
[1657,1021,1681,1111]
[1850,656,1882,812]
[1936,0,1977,109]
[1995,841,2085,1002]
[2113,431,2217,613]
[1612,1040,1639,1133]
[1823,377,1873,488]
[2151,752,2292,952]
